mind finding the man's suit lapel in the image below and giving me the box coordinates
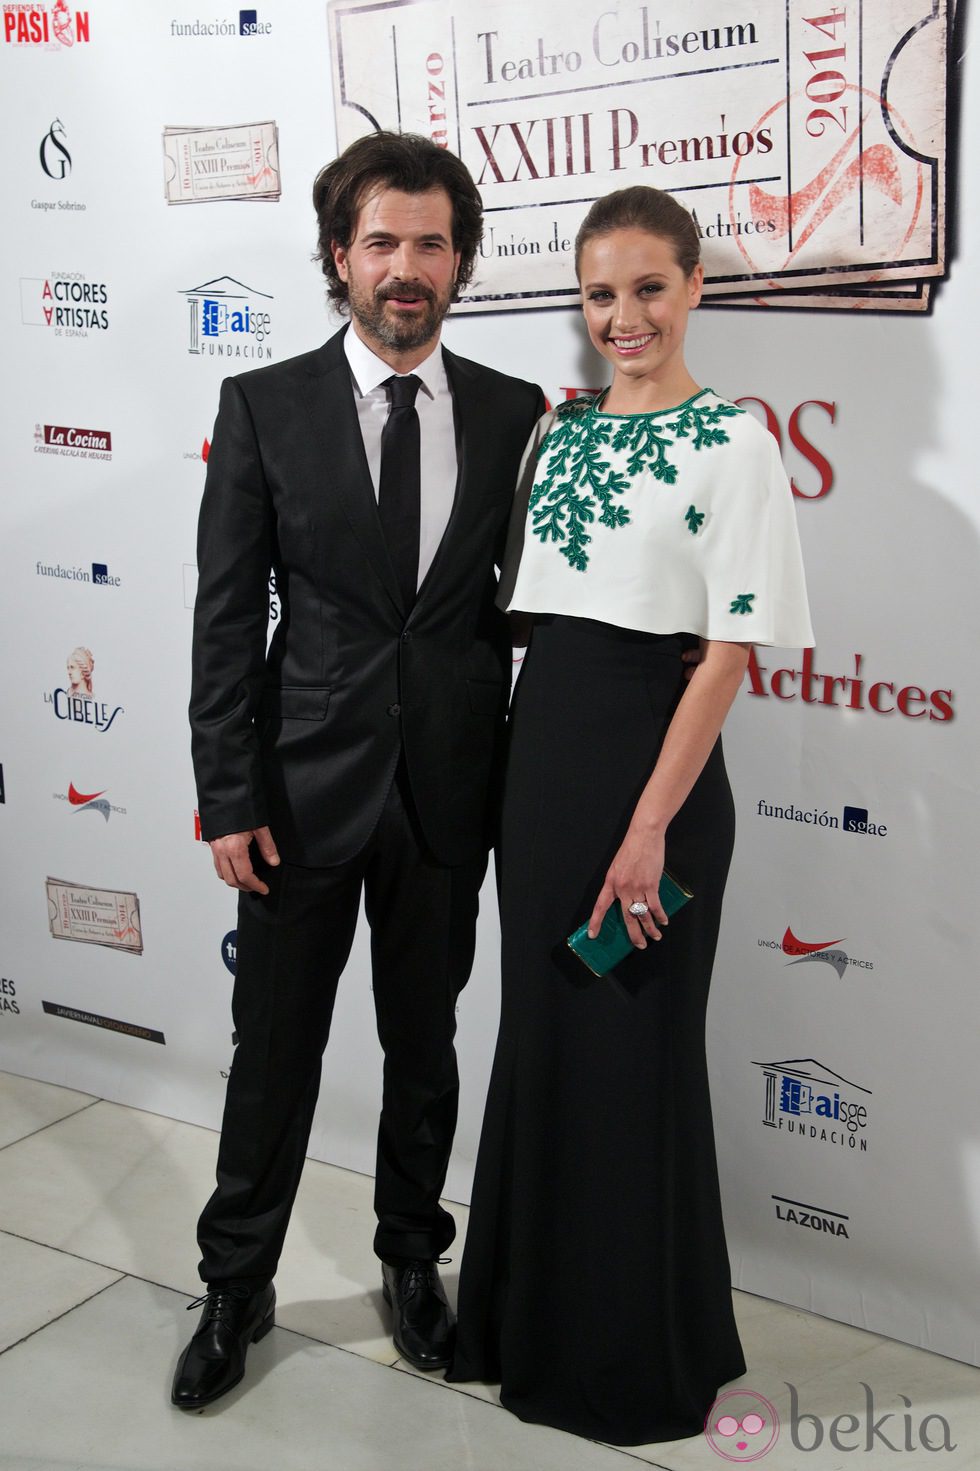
[300,329,405,616]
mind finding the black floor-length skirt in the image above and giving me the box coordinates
[448,615,746,1446]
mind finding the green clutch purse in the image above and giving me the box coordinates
[566,870,693,977]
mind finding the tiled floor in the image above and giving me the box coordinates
[1,1069,978,1471]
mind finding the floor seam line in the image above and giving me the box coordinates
[0,1243,400,1357]
[384,1362,672,1465]
[0,1095,103,1152]
[0,1273,123,1358]
[0,1229,200,1291]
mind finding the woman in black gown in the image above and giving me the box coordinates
[448,187,813,1446]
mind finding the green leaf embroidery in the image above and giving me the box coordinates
[529,393,742,571]
[685,505,705,534]
[730,593,755,615]
[610,414,678,484]
[669,399,742,449]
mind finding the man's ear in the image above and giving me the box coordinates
[332,241,349,282]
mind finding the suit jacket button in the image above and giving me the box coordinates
[401,631,412,642]
[387,703,401,717]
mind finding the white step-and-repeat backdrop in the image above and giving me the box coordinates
[2,0,977,1366]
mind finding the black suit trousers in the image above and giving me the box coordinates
[196,766,487,1285]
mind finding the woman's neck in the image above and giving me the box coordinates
[601,366,702,415]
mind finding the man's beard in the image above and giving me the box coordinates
[347,276,452,352]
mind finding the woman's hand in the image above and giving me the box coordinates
[587,824,669,949]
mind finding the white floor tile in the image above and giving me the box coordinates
[0,1069,97,1149]
[0,1275,640,1471]
[0,1231,122,1352]
[0,1100,219,1288]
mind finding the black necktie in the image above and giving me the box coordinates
[378,374,422,610]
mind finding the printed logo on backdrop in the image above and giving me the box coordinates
[39,116,70,176]
[178,277,272,358]
[21,273,109,336]
[0,978,20,1017]
[757,927,874,977]
[746,648,954,722]
[756,798,888,839]
[3,4,90,47]
[34,424,111,459]
[46,876,143,955]
[169,9,270,37]
[42,1002,164,1044]
[221,930,237,975]
[182,436,210,463]
[752,1057,871,1153]
[163,124,280,205]
[328,1,953,314]
[43,645,124,734]
[772,1194,850,1241]
[36,558,119,585]
[51,782,126,821]
[33,118,86,215]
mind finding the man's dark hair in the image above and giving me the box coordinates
[312,131,483,310]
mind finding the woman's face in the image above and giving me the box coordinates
[67,656,83,687]
[579,228,703,387]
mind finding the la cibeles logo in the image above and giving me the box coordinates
[220,930,237,975]
[178,275,272,360]
[43,645,123,734]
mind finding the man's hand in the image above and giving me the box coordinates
[209,827,280,894]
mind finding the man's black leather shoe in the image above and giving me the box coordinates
[381,1260,455,1370]
[171,1282,276,1410]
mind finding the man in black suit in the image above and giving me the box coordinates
[172,131,544,1410]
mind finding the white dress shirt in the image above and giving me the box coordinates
[344,325,458,590]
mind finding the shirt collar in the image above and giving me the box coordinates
[344,323,446,400]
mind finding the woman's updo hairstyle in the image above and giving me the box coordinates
[574,186,701,280]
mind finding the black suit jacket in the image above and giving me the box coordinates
[190,326,545,867]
